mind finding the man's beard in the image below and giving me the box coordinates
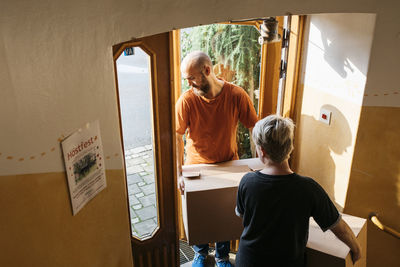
[193,75,210,96]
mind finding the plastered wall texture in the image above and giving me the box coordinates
[344,106,400,267]
[1,0,399,176]
[294,13,399,267]
[0,170,133,267]
[0,0,399,267]
[295,13,375,208]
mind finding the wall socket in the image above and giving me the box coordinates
[319,108,332,125]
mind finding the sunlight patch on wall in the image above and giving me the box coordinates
[305,19,369,106]
[296,13,375,209]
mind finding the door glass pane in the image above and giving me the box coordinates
[116,46,159,240]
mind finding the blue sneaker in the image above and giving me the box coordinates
[192,253,206,267]
[216,259,233,267]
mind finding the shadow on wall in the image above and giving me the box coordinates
[310,14,374,79]
[297,104,352,210]
[320,31,354,79]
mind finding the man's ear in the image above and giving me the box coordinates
[203,65,211,76]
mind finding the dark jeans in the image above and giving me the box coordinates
[193,241,230,260]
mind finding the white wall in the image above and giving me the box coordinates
[303,14,375,106]
[295,13,375,208]
[0,1,399,266]
[1,0,399,176]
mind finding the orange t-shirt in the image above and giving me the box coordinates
[175,81,258,164]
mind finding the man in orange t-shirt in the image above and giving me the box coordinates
[175,51,258,267]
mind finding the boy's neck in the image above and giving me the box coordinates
[260,159,293,175]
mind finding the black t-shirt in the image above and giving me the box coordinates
[235,171,340,267]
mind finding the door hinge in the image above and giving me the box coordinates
[280,60,287,79]
[281,28,290,48]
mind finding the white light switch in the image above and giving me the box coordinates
[319,108,332,125]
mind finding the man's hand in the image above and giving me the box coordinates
[178,175,185,195]
[176,133,185,195]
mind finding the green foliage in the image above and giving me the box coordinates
[237,122,253,159]
[181,24,261,159]
[181,24,261,94]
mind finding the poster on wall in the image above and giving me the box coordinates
[61,120,107,215]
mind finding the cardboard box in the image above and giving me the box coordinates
[181,158,367,267]
[307,214,367,267]
[181,158,264,245]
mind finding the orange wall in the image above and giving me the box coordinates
[0,170,133,267]
[344,106,400,267]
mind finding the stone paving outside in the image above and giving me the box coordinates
[125,145,158,239]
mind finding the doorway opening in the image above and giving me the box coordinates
[180,23,261,159]
[174,16,302,266]
[112,14,306,266]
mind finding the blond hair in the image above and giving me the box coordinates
[252,115,295,163]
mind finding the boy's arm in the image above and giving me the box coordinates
[330,218,362,264]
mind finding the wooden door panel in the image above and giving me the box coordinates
[114,32,178,267]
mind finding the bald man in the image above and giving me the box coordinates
[176,51,258,267]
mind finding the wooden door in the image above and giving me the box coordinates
[113,32,179,267]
